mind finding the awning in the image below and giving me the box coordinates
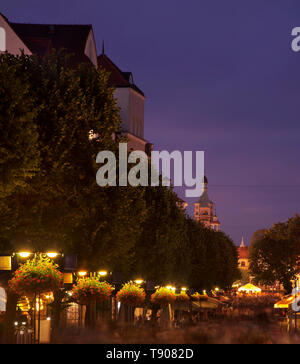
[274,295,298,309]
[238,283,261,294]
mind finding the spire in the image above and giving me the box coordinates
[240,236,245,248]
[102,40,105,55]
[203,176,208,192]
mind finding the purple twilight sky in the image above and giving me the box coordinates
[2,0,300,246]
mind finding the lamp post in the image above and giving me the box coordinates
[76,270,110,328]
[15,251,61,344]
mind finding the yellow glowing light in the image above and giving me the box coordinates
[171,287,176,292]
[19,252,31,258]
[181,287,187,292]
[135,279,144,285]
[166,286,173,290]
[98,271,108,277]
[46,253,58,258]
[36,299,43,312]
[78,271,87,277]
[238,283,261,294]
[274,295,296,309]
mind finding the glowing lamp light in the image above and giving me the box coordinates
[98,271,108,277]
[18,252,31,258]
[181,287,187,292]
[46,253,58,258]
[78,271,87,277]
[135,279,144,285]
[215,288,220,292]
[166,286,173,290]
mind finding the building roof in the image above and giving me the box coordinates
[198,176,212,207]
[198,190,213,207]
[98,53,145,97]
[0,12,9,23]
[10,22,93,65]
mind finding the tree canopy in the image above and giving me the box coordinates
[0,51,239,291]
[249,214,300,293]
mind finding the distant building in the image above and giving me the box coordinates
[194,176,220,231]
[0,13,151,153]
[237,237,249,270]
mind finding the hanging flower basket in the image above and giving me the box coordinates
[72,277,114,305]
[151,287,176,306]
[176,292,190,303]
[8,255,63,295]
[116,282,146,307]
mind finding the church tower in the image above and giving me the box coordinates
[194,176,220,231]
[237,237,249,270]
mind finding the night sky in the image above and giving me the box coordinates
[2,0,300,245]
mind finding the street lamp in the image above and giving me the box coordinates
[46,253,59,259]
[98,271,108,277]
[18,252,32,259]
[78,271,87,277]
[134,279,144,285]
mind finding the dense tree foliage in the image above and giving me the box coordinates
[0,52,239,291]
[186,220,240,291]
[249,214,300,293]
[0,53,40,198]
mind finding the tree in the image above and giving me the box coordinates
[249,214,300,293]
[0,51,147,276]
[187,222,240,291]
[132,185,188,284]
[0,53,40,199]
